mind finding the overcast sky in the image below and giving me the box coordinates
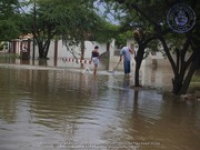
[94,1,119,25]
[19,0,120,25]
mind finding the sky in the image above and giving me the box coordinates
[19,0,120,25]
[94,1,120,25]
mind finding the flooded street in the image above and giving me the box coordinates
[0,59,200,150]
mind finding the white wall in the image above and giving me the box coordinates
[30,40,109,60]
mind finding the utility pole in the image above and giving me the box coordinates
[32,0,36,61]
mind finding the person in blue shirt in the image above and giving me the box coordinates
[91,46,100,75]
[119,46,133,75]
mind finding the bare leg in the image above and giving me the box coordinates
[93,65,98,75]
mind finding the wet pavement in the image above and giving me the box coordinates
[0,58,200,150]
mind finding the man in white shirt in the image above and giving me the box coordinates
[119,46,133,75]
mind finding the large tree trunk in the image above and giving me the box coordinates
[80,35,85,69]
[135,65,140,86]
[38,47,44,59]
[38,40,51,59]
[81,37,84,60]
[180,54,200,94]
[134,45,145,87]
[159,33,200,95]
[172,75,183,95]
[44,39,51,58]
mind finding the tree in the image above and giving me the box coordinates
[0,0,21,41]
[101,0,167,86]
[19,0,116,60]
[62,5,119,60]
[152,0,200,95]
[103,0,200,95]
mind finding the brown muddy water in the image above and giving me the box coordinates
[0,58,200,150]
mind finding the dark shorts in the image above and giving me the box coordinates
[124,61,131,74]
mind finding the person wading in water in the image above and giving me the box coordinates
[91,46,100,75]
[119,45,133,76]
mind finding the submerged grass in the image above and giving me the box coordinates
[0,53,19,59]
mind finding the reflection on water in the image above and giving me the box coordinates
[0,60,200,150]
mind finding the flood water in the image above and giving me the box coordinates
[0,58,200,150]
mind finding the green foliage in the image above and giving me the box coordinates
[0,43,4,50]
[19,0,118,58]
[104,0,200,52]
[103,0,200,93]
[0,19,21,40]
[20,0,117,41]
[0,42,8,50]
[191,2,200,50]
[115,30,133,47]
[91,21,119,43]
[0,0,21,40]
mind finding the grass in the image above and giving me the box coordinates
[0,53,19,59]
[192,76,200,82]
